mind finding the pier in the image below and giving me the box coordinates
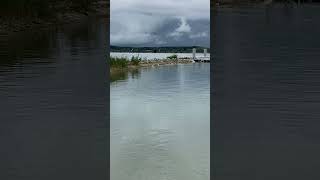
[194,57,210,63]
[192,48,210,63]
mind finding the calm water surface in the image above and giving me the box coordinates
[213,5,320,180]
[0,17,108,180]
[111,64,210,180]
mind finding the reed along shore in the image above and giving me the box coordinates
[109,55,194,77]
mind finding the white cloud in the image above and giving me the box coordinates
[175,17,191,33]
[110,0,209,45]
[168,17,192,39]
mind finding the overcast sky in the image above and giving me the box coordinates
[110,0,210,47]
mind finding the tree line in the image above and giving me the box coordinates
[110,46,211,53]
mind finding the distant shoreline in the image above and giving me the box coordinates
[110,46,210,53]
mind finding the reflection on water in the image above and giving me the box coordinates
[110,68,141,83]
[0,17,108,180]
[111,64,210,180]
[213,6,320,180]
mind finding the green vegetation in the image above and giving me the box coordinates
[131,55,142,66]
[109,55,142,69]
[0,0,98,18]
[167,54,177,60]
[109,57,129,68]
[109,54,193,72]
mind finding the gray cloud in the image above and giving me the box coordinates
[168,17,192,39]
[110,0,209,47]
[189,32,208,39]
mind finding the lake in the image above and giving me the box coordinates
[213,5,320,180]
[0,17,108,180]
[110,52,211,60]
[111,63,210,180]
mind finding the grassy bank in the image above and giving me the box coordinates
[109,55,193,71]
[109,55,193,82]
[110,56,141,69]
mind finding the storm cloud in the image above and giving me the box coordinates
[110,0,210,47]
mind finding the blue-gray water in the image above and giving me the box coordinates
[111,64,210,180]
[0,17,108,180]
[213,5,320,180]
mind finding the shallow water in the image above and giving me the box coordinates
[213,5,320,180]
[0,17,108,180]
[111,63,210,180]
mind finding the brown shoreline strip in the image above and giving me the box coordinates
[110,58,194,73]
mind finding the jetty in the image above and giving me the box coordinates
[192,48,210,63]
